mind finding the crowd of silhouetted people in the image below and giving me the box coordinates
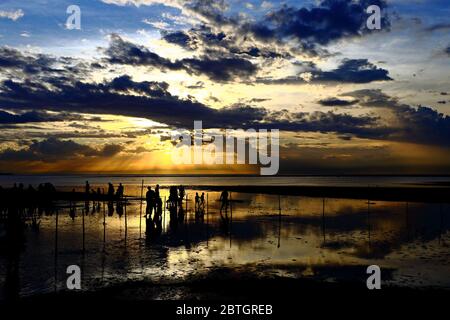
[145,185,188,236]
[0,182,57,225]
[1,181,232,243]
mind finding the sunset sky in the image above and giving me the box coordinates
[0,0,449,174]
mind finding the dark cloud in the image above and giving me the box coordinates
[261,110,393,140]
[0,75,266,129]
[163,27,224,50]
[445,46,450,56]
[396,106,450,147]
[258,59,392,84]
[0,47,89,81]
[318,98,359,107]
[107,75,171,98]
[316,59,392,83]
[230,47,285,59]
[182,56,257,81]
[185,0,232,26]
[0,137,123,162]
[344,89,391,107]
[0,71,393,140]
[162,31,196,49]
[162,26,287,61]
[174,1,390,57]
[0,110,91,124]
[242,0,389,54]
[104,34,257,81]
[100,144,124,157]
[0,47,58,75]
[104,34,180,69]
[344,89,450,147]
[112,0,391,61]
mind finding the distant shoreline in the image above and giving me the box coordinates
[1,173,450,177]
[196,185,450,203]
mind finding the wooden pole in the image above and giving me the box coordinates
[124,200,128,244]
[163,196,166,232]
[139,180,144,239]
[322,198,326,243]
[278,194,281,248]
[230,192,233,220]
[229,192,233,248]
[103,202,106,251]
[405,202,409,240]
[54,209,59,292]
[367,196,371,247]
[185,194,188,223]
[82,207,85,254]
[206,193,209,246]
[439,203,443,244]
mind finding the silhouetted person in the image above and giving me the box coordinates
[195,193,200,211]
[220,190,229,215]
[116,183,124,199]
[107,183,115,199]
[196,192,206,221]
[155,184,160,198]
[153,185,162,222]
[85,181,90,195]
[200,193,205,209]
[146,187,155,218]
[155,195,163,223]
[178,185,185,207]
[168,186,178,209]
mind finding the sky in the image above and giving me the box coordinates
[0,0,449,175]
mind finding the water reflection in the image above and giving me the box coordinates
[1,190,449,300]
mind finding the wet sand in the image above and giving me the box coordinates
[198,185,450,203]
[9,272,450,318]
[1,185,450,306]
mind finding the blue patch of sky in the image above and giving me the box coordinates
[0,0,181,47]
